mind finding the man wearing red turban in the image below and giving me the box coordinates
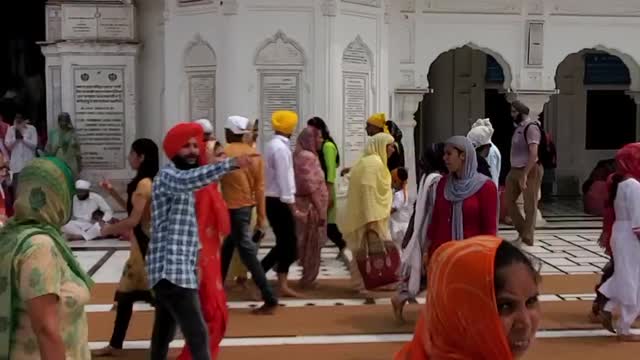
[147,122,254,360]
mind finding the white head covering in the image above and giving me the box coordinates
[467,118,494,148]
[75,179,91,190]
[195,119,214,134]
[225,115,251,135]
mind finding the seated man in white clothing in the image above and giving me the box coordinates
[62,179,114,240]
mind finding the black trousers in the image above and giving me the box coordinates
[150,280,210,360]
[109,290,154,349]
[261,197,297,274]
[327,224,346,251]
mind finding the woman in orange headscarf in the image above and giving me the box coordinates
[395,237,540,360]
[178,133,231,359]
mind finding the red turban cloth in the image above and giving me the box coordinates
[163,122,204,159]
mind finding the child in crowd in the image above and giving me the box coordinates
[390,167,412,247]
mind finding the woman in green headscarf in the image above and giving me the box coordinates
[46,112,82,177]
[0,157,93,359]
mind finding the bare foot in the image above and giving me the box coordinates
[391,295,406,322]
[251,302,278,315]
[600,310,616,334]
[91,346,123,357]
[588,312,601,324]
[298,281,318,290]
[618,334,640,342]
[280,286,305,298]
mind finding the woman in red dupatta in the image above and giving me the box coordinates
[178,138,231,360]
[294,126,328,288]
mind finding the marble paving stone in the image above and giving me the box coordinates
[544,245,581,251]
[542,240,571,246]
[570,257,608,264]
[75,250,107,272]
[556,265,600,273]
[524,246,550,254]
[566,250,599,257]
[91,250,130,283]
[535,252,576,258]
[542,258,577,266]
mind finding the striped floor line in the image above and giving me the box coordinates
[87,329,640,350]
[84,293,598,313]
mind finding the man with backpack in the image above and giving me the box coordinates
[504,100,545,246]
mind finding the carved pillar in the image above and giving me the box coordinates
[508,91,555,227]
[393,88,428,198]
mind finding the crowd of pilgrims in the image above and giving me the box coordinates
[0,99,639,360]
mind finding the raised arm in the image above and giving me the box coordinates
[159,158,238,194]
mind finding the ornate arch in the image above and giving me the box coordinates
[425,41,514,90]
[254,30,306,66]
[342,35,374,70]
[184,33,217,69]
[551,45,640,91]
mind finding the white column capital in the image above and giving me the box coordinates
[321,0,338,16]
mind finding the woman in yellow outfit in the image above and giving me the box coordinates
[339,132,396,301]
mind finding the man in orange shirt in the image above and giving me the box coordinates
[219,115,277,314]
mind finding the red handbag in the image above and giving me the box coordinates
[355,230,400,290]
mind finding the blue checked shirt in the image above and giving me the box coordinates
[147,159,236,289]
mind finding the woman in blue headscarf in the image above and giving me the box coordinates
[426,136,498,259]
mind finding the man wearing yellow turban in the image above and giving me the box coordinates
[262,110,303,298]
[366,112,389,136]
[272,110,298,135]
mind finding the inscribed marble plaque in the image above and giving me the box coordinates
[97,6,133,39]
[260,73,300,147]
[343,72,368,167]
[46,6,62,42]
[62,6,98,39]
[189,74,216,126]
[74,68,126,170]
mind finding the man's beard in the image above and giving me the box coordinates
[172,155,199,170]
[77,194,90,201]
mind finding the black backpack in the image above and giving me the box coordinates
[524,122,556,169]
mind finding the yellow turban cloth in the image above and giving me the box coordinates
[272,110,299,135]
[367,113,389,133]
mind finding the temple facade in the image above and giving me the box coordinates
[41,0,640,197]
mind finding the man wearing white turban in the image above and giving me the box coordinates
[62,179,114,240]
[467,118,501,187]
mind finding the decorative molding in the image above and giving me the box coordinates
[342,0,381,8]
[177,0,215,7]
[399,69,416,87]
[222,0,239,15]
[384,1,391,23]
[184,34,217,68]
[255,30,306,66]
[550,0,640,17]
[343,35,374,68]
[321,0,338,16]
[399,14,415,64]
[175,0,218,15]
[400,0,416,13]
[422,0,521,14]
[526,0,544,15]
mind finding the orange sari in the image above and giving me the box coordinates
[178,140,231,360]
[395,236,512,360]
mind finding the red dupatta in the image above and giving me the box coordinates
[178,139,231,360]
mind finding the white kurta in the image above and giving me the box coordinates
[599,178,640,334]
[390,189,413,246]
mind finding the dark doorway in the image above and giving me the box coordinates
[485,88,512,185]
[0,0,47,136]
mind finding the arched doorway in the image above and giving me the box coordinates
[546,49,640,196]
[415,45,513,184]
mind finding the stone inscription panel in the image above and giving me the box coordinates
[63,5,98,39]
[74,68,126,170]
[260,72,300,148]
[343,72,368,167]
[189,74,216,127]
[61,4,134,40]
[97,6,133,39]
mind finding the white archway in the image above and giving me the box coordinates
[183,34,217,130]
[425,41,514,91]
